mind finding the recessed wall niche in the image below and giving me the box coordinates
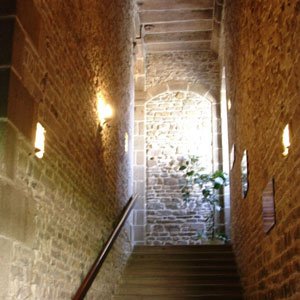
[262,179,276,233]
[241,150,249,198]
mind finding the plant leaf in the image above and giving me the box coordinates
[186,170,194,176]
[202,189,211,197]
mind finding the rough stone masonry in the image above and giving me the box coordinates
[0,0,135,299]
[146,91,215,245]
[224,0,300,299]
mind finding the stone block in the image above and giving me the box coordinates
[134,58,144,74]
[0,237,13,300]
[152,224,164,232]
[147,83,168,99]
[133,210,145,226]
[134,195,145,210]
[11,20,25,77]
[147,203,164,210]
[0,181,35,246]
[134,136,145,150]
[134,165,144,181]
[132,225,145,242]
[17,0,41,48]
[147,159,157,167]
[134,181,145,196]
[135,75,145,92]
[135,42,144,58]
[188,83,210,96]
[0,120,18,179]
[135,92,147,102]
[138,121,144,135]
[165,203,179,209]
[167,81,188,92]
[8,71,38,143]
[135,150,144,165]
[134,106,145,121]
[163,178,178,186]
[165,225,180,232]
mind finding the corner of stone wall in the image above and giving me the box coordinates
[132,101,146,245]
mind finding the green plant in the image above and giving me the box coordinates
[170,155,228,241]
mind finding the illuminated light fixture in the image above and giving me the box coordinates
[227,99,232,111]
[125,132,129,153]
[35,122,45,159]
[97,96,113,125]
[282,124,290,157]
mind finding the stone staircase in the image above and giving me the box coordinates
[113,244,243,300]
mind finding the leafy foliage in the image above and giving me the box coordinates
[170,155,229,241]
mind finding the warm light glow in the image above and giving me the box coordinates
[125,132,129,153]
[227,99,232,110]
[282,124,290,156]
[181,105,212,172]
[35,122,45,159]
[97,96,113,125]
[104,103,113,119]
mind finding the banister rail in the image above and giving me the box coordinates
[72,194,139,300]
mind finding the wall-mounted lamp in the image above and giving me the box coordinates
[97,96,113,126]
[124,132,129,153]
[227,99,232,111]
[35,122,45,158]
[282,124,290,157]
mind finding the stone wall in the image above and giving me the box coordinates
[0,0,134,299]
[224,1,300,299]
[141,50,223,245]
[145,91,215,245]
[146,51,220,95]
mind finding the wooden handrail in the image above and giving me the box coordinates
[72,194,138,300]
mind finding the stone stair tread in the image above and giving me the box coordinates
[122,274,240,284]
[122,278,241,285]
[113,296,243,300]
[128,260,236,267]
[124,271,238,276]
[118,283,242,290]
[114,245,243,299]
[133,245,233,254]
[130,253,235,260]
[125,265,238,274]
[117,284,242,295]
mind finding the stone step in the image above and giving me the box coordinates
[122,274,240,285]
[124,265,238,276]
[118,285,241,297]
[113,295,243,300]
[128,258,236,268]
[133,245,232,254]
[130,252,235,260]
[114,245,243,299]
[117,283,242,295]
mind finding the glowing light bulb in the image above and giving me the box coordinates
[104,103,113,119]
[97,96,113,125]
[35,122,45,158]
[227,99,232,111]
[282,124,290,156]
